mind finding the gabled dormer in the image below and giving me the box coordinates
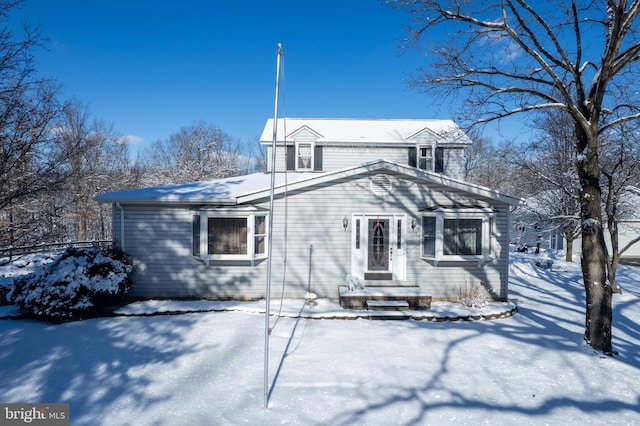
[283,125,323,172]
[259,118,473,180]
[406,126,472,179]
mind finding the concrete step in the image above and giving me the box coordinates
[339,286,432,310]
[365,300,410,311]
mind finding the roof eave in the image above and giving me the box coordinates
[238,160,523,207]
[94,196,238,206]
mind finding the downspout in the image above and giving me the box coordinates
[116,202,125,251]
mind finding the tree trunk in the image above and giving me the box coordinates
[576,127,613,354]
[608,254,623,294]
[565,237,573,262]
[580,214,612,353]
[604,177,623,294]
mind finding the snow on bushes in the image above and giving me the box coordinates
[7,247,133,321]
[0,252,59,305]
[458,281,488,308]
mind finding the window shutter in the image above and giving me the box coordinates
[313,146,323,171]
[408,147,417,167]
[422,216,436,257]
[435,147,444,173]
[286,145,295,170]
[192,215,200,257]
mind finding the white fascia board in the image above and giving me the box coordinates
[286,124,324,140]
[94,195,238,206]
[314,138,415,145]
[237,159,522,207]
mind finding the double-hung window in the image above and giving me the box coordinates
[286,142,323,171]
[192,208,268,264]
[297,142,313,170]
[421,208,493,265]
[410,145,444,173]
[418,145,434,171]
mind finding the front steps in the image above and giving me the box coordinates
[338,286,432,312]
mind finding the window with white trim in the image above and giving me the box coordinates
[418,145,434,171]
[421,209,493,264]
[296,142,313,170]
[192,208,268,262]
[254,215,267,255]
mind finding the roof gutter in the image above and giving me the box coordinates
[95,197,238,205]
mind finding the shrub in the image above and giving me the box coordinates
[458,281,488,308]
[7,246,132,321]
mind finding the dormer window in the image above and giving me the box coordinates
[297,142,313,170]
[418,145,434,171]
[286,142,322,171]
[409,145,445,174]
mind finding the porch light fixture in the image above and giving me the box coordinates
[411,218,417,231]
[343,215,349,231]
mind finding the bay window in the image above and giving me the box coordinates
[443,218,482,255]
[208,217,247,255]
[193,208,267,263]
[422,209,493,265]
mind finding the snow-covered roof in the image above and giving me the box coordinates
[94,160,521,207]
[259,118,473,145]
[93,173,317,205]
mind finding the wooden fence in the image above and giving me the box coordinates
[0,240,113,260]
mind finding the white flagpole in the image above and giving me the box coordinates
[264,42,283,409]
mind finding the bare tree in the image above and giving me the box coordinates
[390,0,640,353]
[0,1,67,248]
[600,121,640,292]
[142,121,248,186]
[0,2,147,249]
[55,100,135,241]
[464,131,521,194]
[513,109,582,261]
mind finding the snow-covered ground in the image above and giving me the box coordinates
[1,251,639,425]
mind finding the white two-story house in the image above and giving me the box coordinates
[95,118,521,302]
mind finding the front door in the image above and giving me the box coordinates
[351,214,406,282]
[367,217,390,273]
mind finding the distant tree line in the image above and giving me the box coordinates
[0,1,262,252]
[391,0,640,353]
[5,0,640,315]
[465,109,640,292]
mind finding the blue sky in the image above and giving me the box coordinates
[10,0,522,150]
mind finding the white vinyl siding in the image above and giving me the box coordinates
[114,173,511,301]
[437,147,466,180]
[323,146,410,170]
[269,143,467,178]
